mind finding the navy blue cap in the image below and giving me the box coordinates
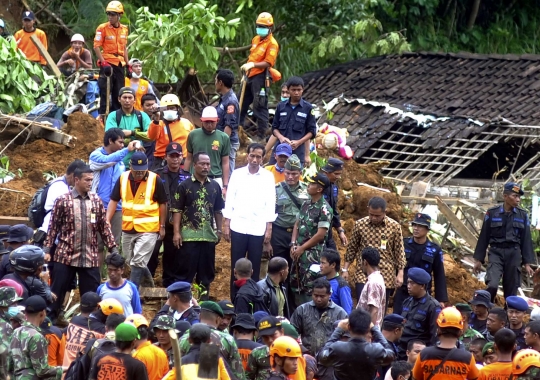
[506,296,529,312]
[408,267,431,285]
[504,182,524,196]
[166,281,191,294]
[275,143,292,157]
[412,213,431,229]
[22,11,35,21]
[253,311,269,325]
[383,313,406,326]
[322,157,344,173]
[469,290,493,308]
[130,151,148,170]
[218,300,236,315]
[6,224,33,243]
[307,172,331,190]
[24,295,47,313]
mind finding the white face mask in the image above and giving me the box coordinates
[163,110,178,121]
[131,72,142,79]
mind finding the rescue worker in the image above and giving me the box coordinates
[94,1,129,116]
[106,151,168,287]
[507,296,528,351]
[147,94,194,170]
[231,313,262,370]
[89,297,125,335]
[152,281,200,325]
[8,296,63,379]
[397,268,441,360]
[40,317,65,366]
[290,173,332,306]
[267,336,303,380]
[0,287,21,380]
[14,11,48,66]
[152,315,177,369]
[393,213,448,314]
[247,316,285,380]
[474,182,535,302]
[454,303,483,350]
[239,12,280,140]
[321,158,348,249]
[125,58,159,111]
[512,349,540,379]
[469,289,492,333]
[265,144,293,184]
[215,68,240,175]
[57,34,92,76]
[411,307,479,380]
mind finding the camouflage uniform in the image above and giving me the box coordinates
[0,314,13,380]
[153,315,176,369]
[246,345,271,380]
[179,323,245,380]
[9,321,63,380]
[459,326,484,350]
[290,197,332,296]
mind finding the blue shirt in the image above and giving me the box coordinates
[97,280,142,316]
[89,146,129,211]
[328,275,353,314]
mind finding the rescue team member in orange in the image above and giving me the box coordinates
[412,307,479,380]
[57,34,93,76]
[477,329,515,380]
[239,12,279,140]
[125,58,160,111]
[147,94,194,170]
[94,1,129,116]
[14,11,48,66]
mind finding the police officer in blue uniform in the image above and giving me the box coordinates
[393,213,448,314]
[321,158,348,250]
[149,142,191,286]
[397,267,441,360]
[506,295,528,351]
[151,281,201,327]
[473,182,535,302]
[377,314,406,380]
[215,69,240,175]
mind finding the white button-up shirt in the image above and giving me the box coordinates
[223,165,277,236]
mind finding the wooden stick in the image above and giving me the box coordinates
[30,34,62,78]
[0,188,31,196]
[214,45,251,53]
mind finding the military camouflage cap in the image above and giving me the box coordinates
[0,286,22,307]
[153,315,175,331]
[284,154,302,171]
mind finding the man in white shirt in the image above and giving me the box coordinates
[223,143,276,299]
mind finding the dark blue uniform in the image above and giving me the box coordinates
[271,99,317,164]
[473,205,534,301]
[397,294,441,360]
[216,89,240,145]
[393,238,448,314]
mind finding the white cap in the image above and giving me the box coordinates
[71,33,85,43]
[531,308,540,322]
[200,106,219,121]
[0,19,5,28]
[129,58,142,66]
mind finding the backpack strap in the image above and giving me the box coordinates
[425,348,457,380]
[115,110,144,131]
[280,182,302,210]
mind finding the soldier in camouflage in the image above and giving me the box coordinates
[246,316,284,380]
[179,301,245,380]
[290,172,332,307]
[8,295,63,380]
[153,315,176,369]
[0,286,22,380]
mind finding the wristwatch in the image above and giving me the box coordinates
[289,242,296,247]
[341,268,348,272]
[338,227,345,233]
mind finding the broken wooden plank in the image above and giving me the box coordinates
[0,216,31,226]
[401,196,492,206]
[31,125,76,148]
[436,196,478,249]
[139,287,168,299]
[30,34,62,78]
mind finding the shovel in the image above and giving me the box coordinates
[197,343,220,379]
[169,329,182,380]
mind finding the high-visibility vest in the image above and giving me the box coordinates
[125,77,150,111]
[120,171,159,233]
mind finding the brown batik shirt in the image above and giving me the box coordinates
[44,189,116,267]
[344,215,406,287]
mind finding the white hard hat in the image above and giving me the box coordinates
[71,34,85,43]
[200,106,219,121]
[129,58,142,66]
[531,308,540,322]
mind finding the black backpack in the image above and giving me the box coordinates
[64,351,91,380]
[27,177,65,228]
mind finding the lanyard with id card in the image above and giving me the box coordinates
[380,233,387,250]
[91,208,96,224]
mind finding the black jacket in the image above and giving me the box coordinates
[2,272,52,303]
[257,276,290,318]
[318,327,395,380]
[233,279,269,314]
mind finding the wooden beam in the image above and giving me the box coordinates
[31,125,76,148]
[0,216,31,226]
[30,35,61,78]
[139,287,168,299]
[436,196,478,248]
[401,196,493,206]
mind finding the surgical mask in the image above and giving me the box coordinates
[256,27,269,37]
[281,96,288,102]
[131,72,142,79]
[6,307,19,319]
[163,110,178,121]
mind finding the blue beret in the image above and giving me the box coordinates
[506,296,529,312]
[408,268,431,285]
[253,311,269,324]
[166,281,191,294]
[383,313,406,326]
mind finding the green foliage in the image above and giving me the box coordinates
[0,155,19,181]
[43,171,58,182]
[192,283,208,301]
[128,2,241,83]
[0,37,65,113]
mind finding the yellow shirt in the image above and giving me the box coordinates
[133,340,169,380]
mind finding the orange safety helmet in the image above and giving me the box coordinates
[98,298,124,316]
[436,307,464,329]
[106,1,124,14]
[126,313,149,328]
[256,12,274,27]
[270,336,302,358]
[513,349,540,375]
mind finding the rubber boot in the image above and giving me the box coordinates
[130,266,144,288]
[143,267,155,288]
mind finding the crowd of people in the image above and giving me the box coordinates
[2,1,540,380]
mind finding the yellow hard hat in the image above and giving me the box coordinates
[513,349,540,375]
[98,298,124,316]
[256,12,274,27]
[106,1,124,14]
[161,94,181,107]
[437,307,464,329]
[126,313,149,328]
[270,336,302,358]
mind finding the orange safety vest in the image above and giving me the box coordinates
[247,34,279,77]
[125,77,150,111]
[120,171,160,233]
[67,47,86,70]
[93,22,128,66]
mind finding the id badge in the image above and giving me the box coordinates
[91,213,96,224]
[380,234,387,250]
